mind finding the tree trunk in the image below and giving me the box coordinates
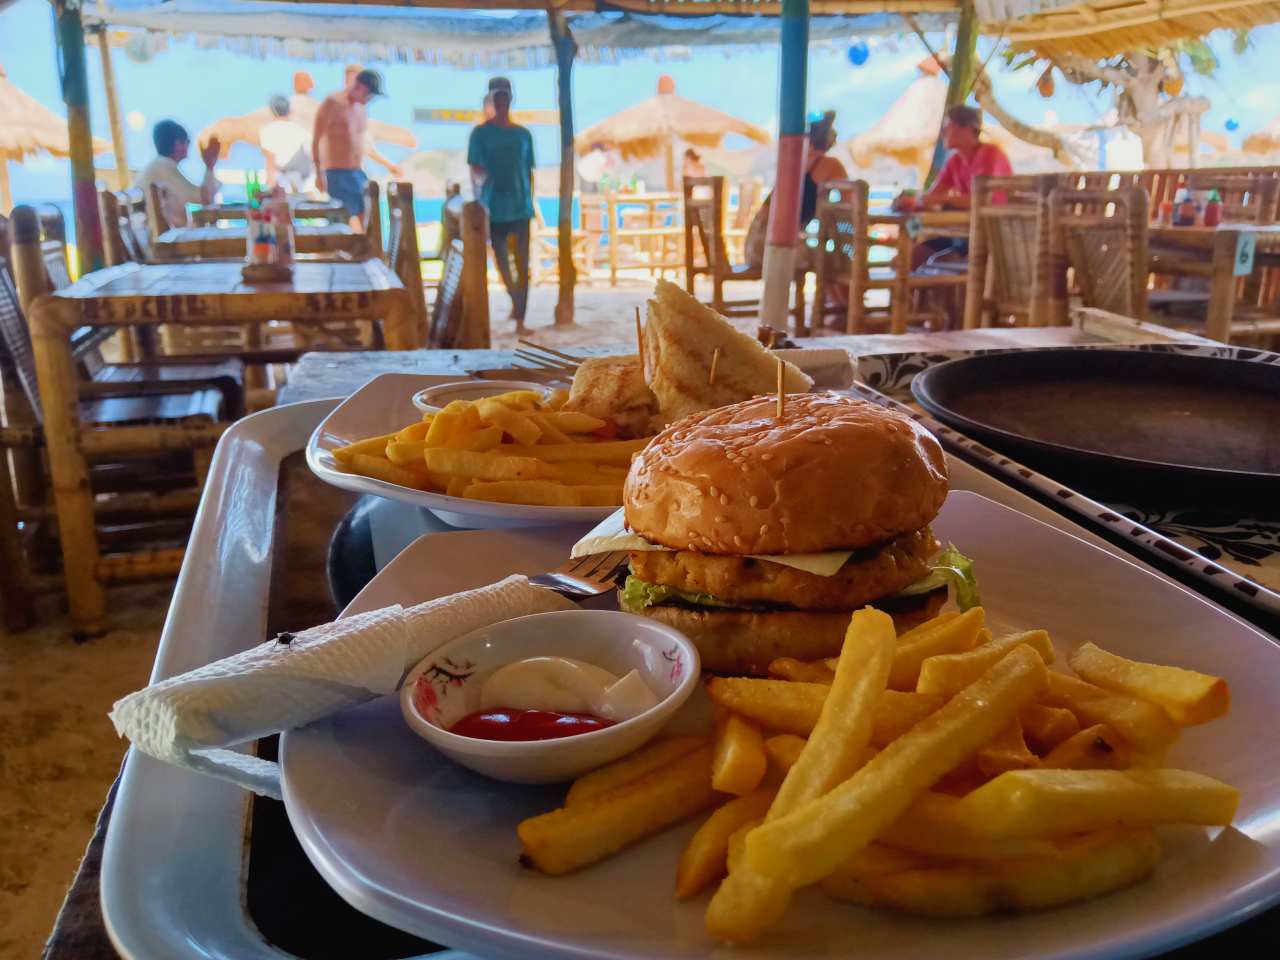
[929,0,978,184]
[548,8,577,326]
[970,70,1075,166]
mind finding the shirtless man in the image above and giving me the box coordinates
[312,68,385,229]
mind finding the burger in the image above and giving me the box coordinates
[617,392,978,675]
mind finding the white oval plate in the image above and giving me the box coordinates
[305,372,616,529]
[280,491,1280,960]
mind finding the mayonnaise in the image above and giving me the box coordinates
[479,656,659,722]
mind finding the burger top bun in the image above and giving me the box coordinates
[624,393,948,556]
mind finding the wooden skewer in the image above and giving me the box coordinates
[635,305,646,375]
[708,346,721,386]
[775,356,785,418]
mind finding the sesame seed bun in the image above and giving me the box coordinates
[623,393,948,555]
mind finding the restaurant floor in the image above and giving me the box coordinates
[1,581,173,960]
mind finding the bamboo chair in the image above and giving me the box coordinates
[1048,188,1149,324]
[682,175,805,328]
[146,181,172,235]
[531,199,589,286]
[723,179,763,263]
[364,178,384,260]
[1184,173,1279,224]
[387,181,427,331]
[428,238,466,348]
[963,175,1056,328]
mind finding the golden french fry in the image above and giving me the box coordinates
[496,437,649,462]
[704,678,942,746]
[566,736,710,808]
[530,412,573,445]
[876,800,1063,861]
[445,477,469,498]
[545,387,571,411]
[396,420,432,442]
[543,461,629,486]
[542,410,608,433]
[423,447,545,482]
[347,453,431,490]
[823,829,1162,918]
[975,719,1039,779]
[725,817,763,876]
[517,746,718,875]
[385,440,429,466]
[712,713,768,796]
[477,398,542,445]
[767,657,836,684]
[332,432,396,464]
[488,390,544,409]
[742,646,1048,890]
[456,424,503,452]
[771,608,895,819]
[1043,672,1180,753]
[1041,723,1133,770]
[935,768,1238,840]
[1021,703,1080,753]
[424,401,477,446]
[676,787,776,899]
[916,629,1055,697]
[705,863,795,944]
[1068,642,1229,726]
[887,607,986,690]
[463,480,622,507]
[763,735,807,777]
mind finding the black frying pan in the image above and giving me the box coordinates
[911,349,1280,502]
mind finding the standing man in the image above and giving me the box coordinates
[135,120,220,228]
[312,68,385,230]
[468,77,535,329]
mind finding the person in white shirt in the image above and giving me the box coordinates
[260,96,314,194]
[134,120,221,228]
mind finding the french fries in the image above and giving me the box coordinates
[1021,703,1081,753]
[915,629,1055,697]
[975,719,1040,779]
[711,713,768,796]
[887,607,986,690]
[767,656,836,684]
[565,736,709,808]
[332,388,649,506]
[676,787,775,899]
[1068,642,1230,726]
[1042,723,1133,770]
[1043,672,1180,753]
[517,745,717,875]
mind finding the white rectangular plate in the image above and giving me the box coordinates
[280,488,1280,960]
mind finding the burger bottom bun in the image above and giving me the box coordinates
[618,589,948,677]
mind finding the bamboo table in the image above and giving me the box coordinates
[26,259,415,636]
[152,224,369,262]
[582,192,684,285]
[192,199,349,226]
[1148,223,1280,342]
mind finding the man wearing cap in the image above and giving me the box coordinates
[312,68,386,229]
[468,77,536,328]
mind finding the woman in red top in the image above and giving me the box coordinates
[899,105,1012,268]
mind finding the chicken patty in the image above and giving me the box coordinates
[628,526,938,612]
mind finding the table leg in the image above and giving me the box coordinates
[1206,231,1238,343]
[382,291,419,350]
[29,299,106,637]
[0,445,34,631]
[244,322,267,390]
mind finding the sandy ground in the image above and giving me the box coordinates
[0,582,172,959]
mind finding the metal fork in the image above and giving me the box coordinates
[514,347,578,373]
[529,551,629,599]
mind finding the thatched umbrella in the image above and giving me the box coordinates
[0,65,109,212]
[576,75,771,190]
[1242,117,1280,157]
[846,60,1063,177]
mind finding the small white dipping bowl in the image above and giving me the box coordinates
[411,379,552,414]
[400,609,700,784]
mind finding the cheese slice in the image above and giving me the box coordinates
[571,509,853,577]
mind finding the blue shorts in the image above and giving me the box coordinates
[325,169,368,218]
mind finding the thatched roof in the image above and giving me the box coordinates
[979,0,1280,59]
[0,66,110,162]
[577,76,770,160]
[1243,115,1280,156]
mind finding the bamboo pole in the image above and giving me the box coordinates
[548,8,577,325]
[54,2,105,275]
[758,0,808,331]
[0,162,11,214]
[927,0,978,186]
[459,199,492,348]
[93,26,130,191]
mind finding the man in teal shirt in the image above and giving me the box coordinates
[468,77,535,327]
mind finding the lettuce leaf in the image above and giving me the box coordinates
[619,576,729,610]
[891,544,981,611]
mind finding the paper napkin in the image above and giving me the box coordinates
[110,575,576,798]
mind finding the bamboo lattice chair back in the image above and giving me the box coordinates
[387,181,427,339]
[0,255,41,418]
[99,190,131,267]
[1049,187,1149,322]
[364,178,384,259]
[965,175,1054,328]
[147,181,172,236]
[682,175,727,284]
[429,238,466,348]
[808,179,868,331]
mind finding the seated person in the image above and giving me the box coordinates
[135,120,220,228]
[897,104,1011,268]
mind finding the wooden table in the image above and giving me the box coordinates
[26,259,414,635]
[192,199,349,226]
[152,224,369,262]
[870,207,971,240]
[582,192,684,285]
[1148,223,1280,342]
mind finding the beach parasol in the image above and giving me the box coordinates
[846,59,1064,176]
[0,65,110,212]
[576,75,771,190]
[1242,116,1280,157]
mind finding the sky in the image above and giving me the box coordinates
[4,0,1280,202]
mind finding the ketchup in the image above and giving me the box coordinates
[449,709,614,741]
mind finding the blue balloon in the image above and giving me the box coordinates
[1225,118,1240,131]
[848,40,870,67]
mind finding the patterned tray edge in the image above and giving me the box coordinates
[851,342,1280,624]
